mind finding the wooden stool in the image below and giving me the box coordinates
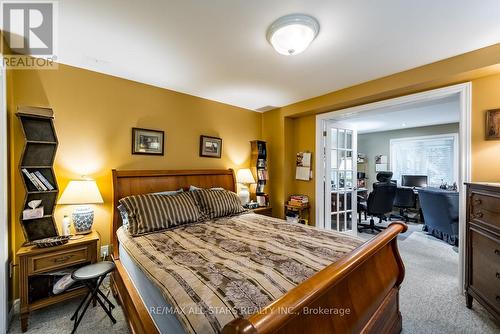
[70,261,116,334]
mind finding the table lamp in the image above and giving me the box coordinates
[236,168,255,205]
[58,179,104,234]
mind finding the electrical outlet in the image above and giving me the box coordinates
[100,245,109,259]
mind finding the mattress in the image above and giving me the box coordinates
[119,242,186,334]
[117,212,363,334]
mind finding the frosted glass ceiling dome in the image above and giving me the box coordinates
[266,14,320,56]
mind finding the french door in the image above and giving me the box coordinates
[322,121,358,234]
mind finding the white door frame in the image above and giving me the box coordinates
[316,82,471,291]
[0,64,8,333]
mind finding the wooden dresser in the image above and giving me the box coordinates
[465,183,500,321]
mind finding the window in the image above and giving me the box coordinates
[390,134,458,187]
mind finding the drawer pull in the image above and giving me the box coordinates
[497,272,500,280]
[496,249,500,256]
[53,255,72,263]
[473,198,482,205]
[497,296,500,303]
[473,211,483,219]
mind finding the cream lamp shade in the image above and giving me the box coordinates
[58,180,104,205]
[58,179,103,235]
[236,169,256,184]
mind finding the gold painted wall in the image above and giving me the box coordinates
[289,115,316,225]
[471,74,500,181]
[261,108,286,218]
[7,64,262,298]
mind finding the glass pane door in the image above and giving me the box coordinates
[324,122,357,233]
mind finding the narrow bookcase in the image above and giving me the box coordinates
[250,140,268,197]
[17,106,59,242]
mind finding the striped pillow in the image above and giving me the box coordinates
[119,192,201,236]
[192,189,246,219]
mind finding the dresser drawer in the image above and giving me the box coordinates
[470,228,500,307]
[28,246,90,275]
[470,193,500,229]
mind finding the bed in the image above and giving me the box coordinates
[110,169,407,334]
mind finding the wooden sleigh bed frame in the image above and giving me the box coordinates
[110,169,407,334]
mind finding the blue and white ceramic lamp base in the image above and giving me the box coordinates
[72,206,94,234]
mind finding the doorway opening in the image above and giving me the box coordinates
[315,83,471,290]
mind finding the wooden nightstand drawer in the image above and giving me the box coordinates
[28,246,90,274]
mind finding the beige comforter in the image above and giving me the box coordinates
[117,212,363,334]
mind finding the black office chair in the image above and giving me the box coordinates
[358,172,397,233]
[390,187,419,223]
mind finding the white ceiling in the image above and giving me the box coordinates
[347,95,460,134]
[51,0,500,111]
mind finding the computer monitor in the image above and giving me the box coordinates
[401,175,428,188]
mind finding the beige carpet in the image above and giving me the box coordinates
[7,279,129,334]
[360,221,500,334]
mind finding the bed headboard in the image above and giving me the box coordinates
[111,169,236,257]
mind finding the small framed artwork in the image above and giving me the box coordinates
[486,109,500,140]
[132,128,165,155]
[199,135,222,158]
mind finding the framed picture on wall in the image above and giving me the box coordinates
[132,128,165,155]
[199,135,222,158]
[486,109,500,140]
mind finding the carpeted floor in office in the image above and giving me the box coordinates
[359,222,499,334]
[7,223,500,334]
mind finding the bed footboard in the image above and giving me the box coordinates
[222,222,407,334]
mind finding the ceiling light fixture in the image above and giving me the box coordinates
[266,14,320,56]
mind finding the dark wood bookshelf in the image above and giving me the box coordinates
[17,106,59,242]
[250,140,268,200]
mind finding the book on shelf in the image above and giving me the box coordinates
[30,172,47,191]
[21,169,42,190]
[21,168,54,191]
[288,200,309,207]
[288,195,309,207]
[257,169,268,181]
[34,171,54,190]
[290,195,309,201]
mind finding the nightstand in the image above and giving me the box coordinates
[16,231,99,332]
[285,204,310,225]
[250,206,273,217]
